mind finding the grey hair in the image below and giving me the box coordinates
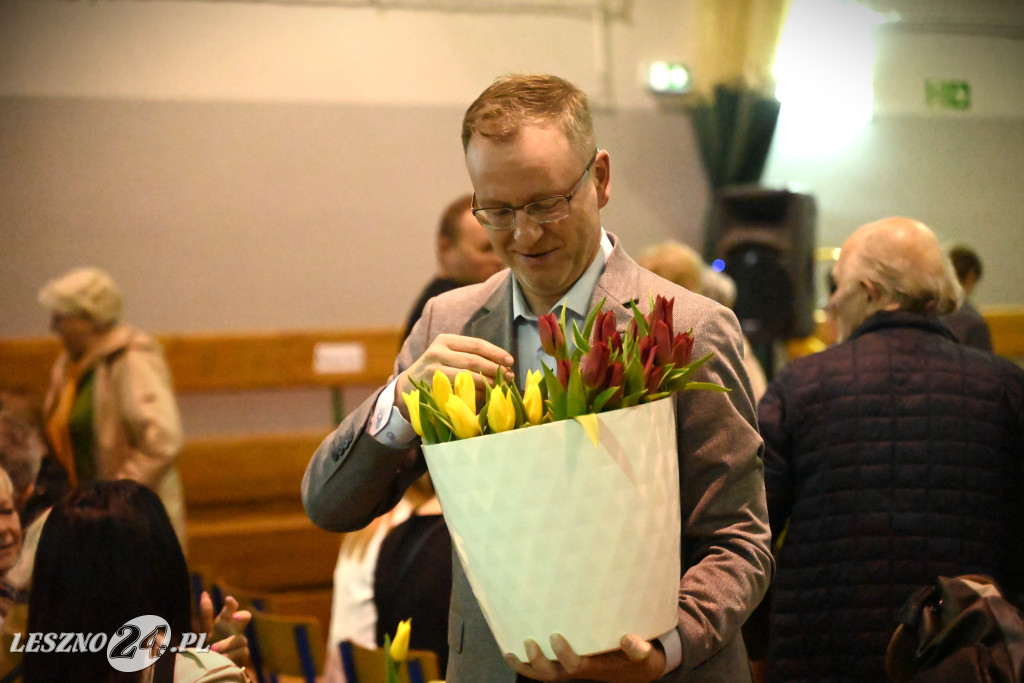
[859,245,963,315]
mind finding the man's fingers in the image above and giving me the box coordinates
[549,633,584,672]
[523,639,563,681]
[436,333,514,366]
[619,633,652,662]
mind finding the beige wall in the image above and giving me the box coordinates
[1,0,1022,342]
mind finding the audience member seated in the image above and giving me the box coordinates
[0,466,23,634]
[373,479,450,672]
[753,217,1024,680]
[403,193,506,341]
[37,267,187,546]
[0,388,67,528]
[321,474,442,683]
[639,240,768,403]
[940,243,993,351]
[22,480,251,683]
[0,407,46,620]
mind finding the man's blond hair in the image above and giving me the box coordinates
[461,74,595,162]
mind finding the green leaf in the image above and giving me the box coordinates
[682,382,731,392]
[581,297,606,342]
[591,386,620,413]
[557,302,570,361]
[628,299,650,338]
[504,377,528,427]
[566,367,587,418]
[666,351,714,389]
[541,363,567,421]
[571,322,590,361]
[383,633,399,683]
[423,404,453,443]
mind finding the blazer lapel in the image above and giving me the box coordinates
[593,236,644,330]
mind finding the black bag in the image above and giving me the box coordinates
[886,574,1024,682]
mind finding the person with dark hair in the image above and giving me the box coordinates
[940,244,993,351]
[402,193,506,341]
[304,73,772,682]
[22,480,250,683]
[755,217,1024,680]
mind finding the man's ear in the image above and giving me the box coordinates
[592,149,611,209]
[862,279,881,302]
[864,279,900,311]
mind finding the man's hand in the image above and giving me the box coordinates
[504,633,666,682]
[396,333,515,417]
[199,591,252,667]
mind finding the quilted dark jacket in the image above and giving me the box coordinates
[758,311,1024,682]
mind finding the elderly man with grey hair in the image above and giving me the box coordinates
[36,266,186,545]
[752,217,1024,680]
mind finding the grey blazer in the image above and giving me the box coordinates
[303,236,773,682]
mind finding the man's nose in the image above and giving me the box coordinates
[511,213,544,245]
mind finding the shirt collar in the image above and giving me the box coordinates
[512,229,613,322]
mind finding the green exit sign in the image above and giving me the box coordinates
[925,79,971,110]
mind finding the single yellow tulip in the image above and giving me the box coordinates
[446,395,481,439]
[454,370,476,414]
[487,386,516,433]
[523,376,543,425]
[432,370,452,411]
[390,618,411,662]
[402,389,424,438]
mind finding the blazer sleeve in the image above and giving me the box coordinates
[672,303,774,673]
[302,311,432,533]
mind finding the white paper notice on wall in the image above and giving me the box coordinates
[313,342,367,375]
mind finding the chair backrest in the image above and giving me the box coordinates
[250,611,326,683]
[338,641,441,683]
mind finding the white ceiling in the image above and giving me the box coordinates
[857,0,1024,39]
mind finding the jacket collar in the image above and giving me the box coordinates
[464,232,643,375]
[849,310,960,343]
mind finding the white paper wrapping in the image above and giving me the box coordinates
[423,398,680,660]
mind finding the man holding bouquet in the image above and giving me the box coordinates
[303,74,773,682]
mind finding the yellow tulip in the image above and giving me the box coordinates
[523,374,543,425]
[454,370,476,414]
[432,370,452,411]
[445,395,481,439]
[402,389,424,438]
[390,618,411,662]
[487,386,516,433]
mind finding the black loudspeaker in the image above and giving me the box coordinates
[711,186,816,344]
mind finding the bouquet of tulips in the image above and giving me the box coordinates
[403,293,726,445]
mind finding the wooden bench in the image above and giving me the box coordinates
[985,306,1024,361]
[0,327,404,634]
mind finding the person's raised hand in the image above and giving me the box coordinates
[503,633,666,683]
[396,333,514,417]
[199,591,252,667]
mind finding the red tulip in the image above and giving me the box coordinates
[646,295,674,338]
[639,335,656,367]
[539,313,566,359]
[605,361,625,404]
[557,358,573,390]
[672,331,694,367]
[593,310,617,346]
[608,330,623,354]
[580,342,610,388]
[644,362,664,396]
[653,320,672,366]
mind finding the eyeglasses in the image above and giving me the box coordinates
[472,150,598,231]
